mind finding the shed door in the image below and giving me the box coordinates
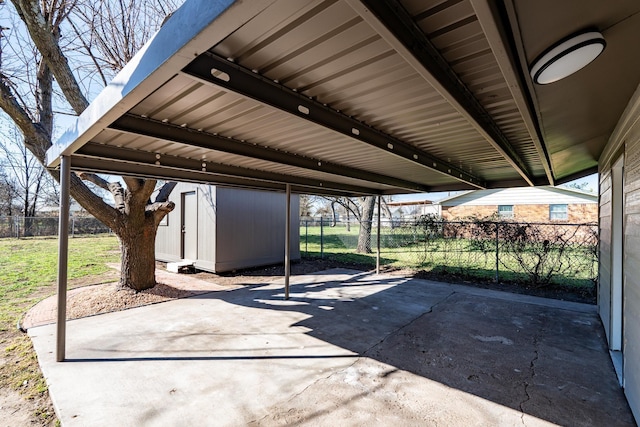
[181,191,197,260]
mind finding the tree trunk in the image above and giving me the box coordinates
[357,196,376,253]
[118,218,158,291]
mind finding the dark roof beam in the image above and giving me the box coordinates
[77,143,382,196]
[69,156,367,197]
[181,52,486,189]
[109,115,431,193]
[470,0,554,185]
[351,0,535,186]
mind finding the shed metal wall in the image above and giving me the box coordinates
[440,187,597,207]
[213,186,300,272]
[155,183,300,273]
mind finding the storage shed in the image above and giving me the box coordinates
[155,183,300,273]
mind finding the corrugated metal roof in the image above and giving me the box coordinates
[47,0,640,195]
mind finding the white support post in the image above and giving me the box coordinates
[376,195,381,274]
[56,155,71,362]
[284,184,291,300]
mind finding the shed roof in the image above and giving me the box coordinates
[46,0,640,196]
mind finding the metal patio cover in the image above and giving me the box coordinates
[46,0,640,196]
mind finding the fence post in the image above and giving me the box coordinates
[495,222,500,283]
[320,217,324,259]
[376,196,381,274]
[71,216,75,238]
[305,220,308,256]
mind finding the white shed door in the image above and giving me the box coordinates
[181,191,197,260]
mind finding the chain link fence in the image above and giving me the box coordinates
[0,216,112,238]
[300,218,598,287]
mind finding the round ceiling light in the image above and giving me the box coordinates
[530,31,606,85]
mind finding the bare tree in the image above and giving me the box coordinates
[0,168,19,216]
[299,194,314,218]
[319,196,377,253]
[0,134,50,234]
[0,0,182,290]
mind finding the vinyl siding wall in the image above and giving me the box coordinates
[599,85,640,422]
[622,133,640,419]
[599,171,612,343]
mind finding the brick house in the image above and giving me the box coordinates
[438,186,597,223]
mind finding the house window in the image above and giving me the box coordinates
[498,205,514,218]
[549,204,568,220]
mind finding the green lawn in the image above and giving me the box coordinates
[0,235,120,424]
[0,235,121,332]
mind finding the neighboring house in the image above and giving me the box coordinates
[438,186,597,223]
[39,201,85,216]
[156,183,300,273]
[386,199,439,220]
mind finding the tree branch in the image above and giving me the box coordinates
[0,78,50,161]
[12,0,89,114]
[155,181,177,203]
[76,171,110,190]
[108,181,126,212]
[146,200,175,226]
[46,168,120,230]
[122,176,143,193]
[140,178,157,201]
[67,17,108,86]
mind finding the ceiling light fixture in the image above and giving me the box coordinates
[530,30,606,85]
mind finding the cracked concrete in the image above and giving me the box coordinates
[29,269,635,426]
[519,330,541,424]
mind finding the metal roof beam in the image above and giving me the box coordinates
[77,143,382,196]
[351,0,535,186]
[470,0,554,186]
[69,156,365,198]
[181,52,486,189]
[69,156,369,198]
[109,115,431,193]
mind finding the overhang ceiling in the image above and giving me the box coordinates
[47,0,640,196]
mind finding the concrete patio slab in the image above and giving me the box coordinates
[29,269,635,426]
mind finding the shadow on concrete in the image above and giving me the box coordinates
[34,269,635,426]
[176,270,634,427]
